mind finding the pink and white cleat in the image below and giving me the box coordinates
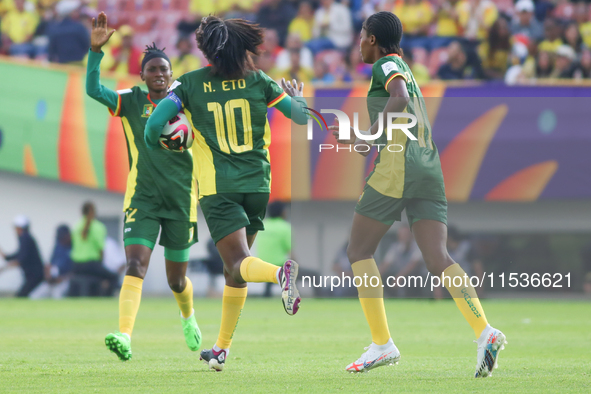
[280,260,301,316]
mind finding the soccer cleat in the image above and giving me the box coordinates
[200,348,227,371]
[474,325,507,378]
[280,260,301,316]
[180,310,202,351]
[105,332,132,361]
[345,339,401,373]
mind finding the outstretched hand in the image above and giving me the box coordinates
[91,12,116,53]
[328,118,356,145]
[281,78,304,97]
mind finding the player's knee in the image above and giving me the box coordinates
[346,245,371,265]
[423,250,450,277]
[168,277,185,293]
[126,257,147,278]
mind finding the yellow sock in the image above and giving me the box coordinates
[239,256,280,284]
[119,275,143,337]
[173,276,194,318]
[215,285,248,349]
[443,263,489,338]
[351,259,391,346]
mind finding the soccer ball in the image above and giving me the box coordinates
[159,111,194,152]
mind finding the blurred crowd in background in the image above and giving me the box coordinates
[2,0,591,85]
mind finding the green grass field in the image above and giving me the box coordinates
[1,298,589,393]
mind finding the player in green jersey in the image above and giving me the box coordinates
[145,16,309,371]
[330,12,506,376]
[86,12,201,361]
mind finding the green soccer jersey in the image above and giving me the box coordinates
[366,54,446,202]
[170,67,288,197]
[111,87,197,221]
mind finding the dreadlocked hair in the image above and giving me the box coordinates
[363,12,404,57]
[196,16,264,79]
[141,42,170,71]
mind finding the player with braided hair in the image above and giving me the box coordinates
[145,15,309,371]
[86,12,201,361]
[332,11,506,376]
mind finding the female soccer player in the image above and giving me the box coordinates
[86,12,201,361]
[330,12,506,377]
[145,16,309,371]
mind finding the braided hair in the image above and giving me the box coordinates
[363,12,404,56]
[196,16,264,79]
[141,42,171,72]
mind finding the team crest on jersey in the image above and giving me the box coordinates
[141,104,154,117]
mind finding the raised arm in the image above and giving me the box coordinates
[86,12,119,110]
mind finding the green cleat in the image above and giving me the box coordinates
[105,332,132,361]
[181,310,202,351]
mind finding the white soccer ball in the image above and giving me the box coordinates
[159,111,194,152]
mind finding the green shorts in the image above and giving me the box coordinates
[123,208,197,250]
[199,193,269,244]
[355,185,447,227]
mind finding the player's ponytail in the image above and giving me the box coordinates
[363,12,404,57]
[196,16,264,79]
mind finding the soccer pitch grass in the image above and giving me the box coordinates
[1,298,589,393]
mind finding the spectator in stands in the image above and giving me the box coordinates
[564,22,583,54]
[262,28,283,61]
[171,36,201,77]
[288,1,315,43]
[574,48,591,79]
[257,0,297,46]
[479,17,511,80]
[539,18,563,53]
[552,44,577,78]
[435,0,463,37]
[403,50,430,86]
[575,2,591,49]
[511,0,544,42]
[552,0,575,22]
[536,50,554,78]
[347,43,372,81]
[308,0,353,54]
[69,202,118,296]
[461,0,498,40]
[177,14,201,38]
[394,0,434,49]
[0,215,44,297]
[277,38,314,85]
[254,51,280,80]
[29,224,73,299]
[256,201,292,297]
[110,25,141,76]
[48,0,90,64]
[313,59,335,83]
[1,0,40,58]
[437,40,482,79]
[276,33,313,70]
